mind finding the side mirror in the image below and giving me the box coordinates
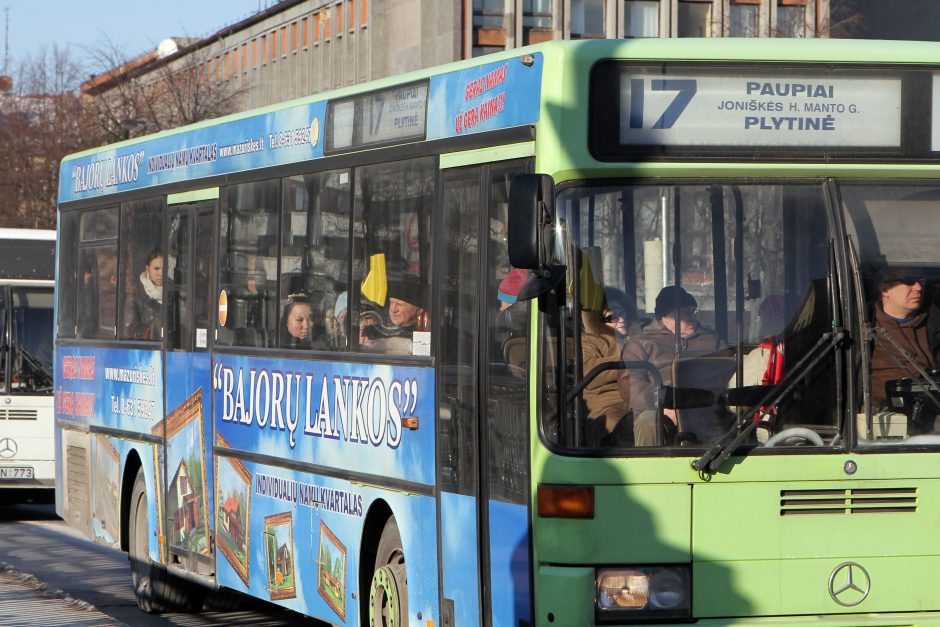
[508,173,564,301]
[508,173,555,269]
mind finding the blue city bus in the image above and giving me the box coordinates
[56,38,940,626]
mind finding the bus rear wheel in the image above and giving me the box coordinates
[369,517,408,627]
[128,469,194,613]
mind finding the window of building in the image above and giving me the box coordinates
[730,2,759,37]
[624,0,659,37]
[776,2,805,37]
[473,0,506,57]
[291,22,298,52]
[571,0,606,38]
[336,3,343,35]
[242,44,248,72]
[302,17,309,48]
[523,0,553,43]
[261,35,267,64]
[678,0,711,37]
[270,31,277,62]
[281,26,288,55]
[313,13,321,43]
[361,0,368,26]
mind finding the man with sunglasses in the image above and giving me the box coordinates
[869,266,936,411]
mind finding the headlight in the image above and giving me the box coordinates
[596,566,691,622]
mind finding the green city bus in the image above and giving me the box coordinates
[55,37,940,626]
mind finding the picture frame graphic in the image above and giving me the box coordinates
[264,511,297,600]
[155,388,211,556]
[317,520,347,621]
[215,434,252,586]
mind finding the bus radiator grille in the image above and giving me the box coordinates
[779,488,917,515]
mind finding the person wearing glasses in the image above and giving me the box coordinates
[619,285,726,446]
[869,264,936,413]
[581,289,638,447]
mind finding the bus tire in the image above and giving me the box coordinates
[369,516,408,627]
[128,469,190,613]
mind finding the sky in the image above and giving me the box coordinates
[2,0,273,73]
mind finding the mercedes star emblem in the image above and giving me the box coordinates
[828,562,870,607]
[0,438,17,458]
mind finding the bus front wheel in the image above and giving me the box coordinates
[128,469,191,613]
[369,517,408,627]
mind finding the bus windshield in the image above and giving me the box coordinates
[1,288,55,395]
[549,180,840,452]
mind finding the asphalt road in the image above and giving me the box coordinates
[0,500,329,626]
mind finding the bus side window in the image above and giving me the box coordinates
[218,181,280,348]
[352,158,435,356]
[76,208,119,340]
[118,199,166,341]
[280,169,351,351]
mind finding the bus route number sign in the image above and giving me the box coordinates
[618,71,902,148]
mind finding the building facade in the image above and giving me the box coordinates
[82,0,831,119]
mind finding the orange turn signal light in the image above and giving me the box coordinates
[537,484,594,518]
[402,416,419,430]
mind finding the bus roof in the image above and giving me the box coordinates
[58,38,940,203]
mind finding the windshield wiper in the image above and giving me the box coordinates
[692,329,845,474]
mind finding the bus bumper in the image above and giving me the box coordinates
[536,565,940,626]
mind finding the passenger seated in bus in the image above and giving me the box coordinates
[867,262,938,429]
[619,286,727,446]
[360,275,428,355]
[581,290,638,447]
[330,291,348,348]
[122,248,163,340]
[279,292,326,350]
[358,303,382,351]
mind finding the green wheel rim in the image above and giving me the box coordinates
[369,565,400,627]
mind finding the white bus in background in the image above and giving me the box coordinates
[0,228,55,503]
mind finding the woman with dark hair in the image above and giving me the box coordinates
[280,293,327,350]
[122,248,163,340]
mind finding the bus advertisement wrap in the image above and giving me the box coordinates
[60,100,328,203]
[212,355,436,487]
[426,53,542,139]
[55,346,164,431]
[60,53,542,204]
[214,457,439,624]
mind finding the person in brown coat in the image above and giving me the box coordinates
[869,266,936,410]
[581,292,638,446]
[619,286,727,446]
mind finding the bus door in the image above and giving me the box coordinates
[162,197,217,578]
[438,158,532,626]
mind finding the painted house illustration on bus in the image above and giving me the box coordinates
[275,543,292,583]
[220,496,244,547]
[168,459,201,541]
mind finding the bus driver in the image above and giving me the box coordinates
[868,263,938,419]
